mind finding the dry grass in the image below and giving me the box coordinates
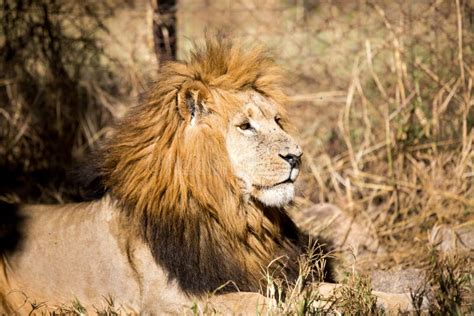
[423,249,472,314]
[0,0,146,203]
[298,1,473,274]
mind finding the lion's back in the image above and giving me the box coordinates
[0,198,142,314]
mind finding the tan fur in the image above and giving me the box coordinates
[0,39,332,314]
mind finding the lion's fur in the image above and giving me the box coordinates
[96,38,332,294]
[0,39,333,313]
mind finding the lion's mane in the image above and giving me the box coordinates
[98,39,332,295]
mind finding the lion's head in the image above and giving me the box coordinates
[225,91,302,207]
[102,38,301,214]
[97,38,329,295]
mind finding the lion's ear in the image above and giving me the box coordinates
[177,83,210,123]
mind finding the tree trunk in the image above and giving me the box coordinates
[151,0,177,64]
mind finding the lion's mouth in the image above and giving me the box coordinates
[253,178,294,190]
[253,168,300,190]
[253,177,294,190]
[275,178,294,186]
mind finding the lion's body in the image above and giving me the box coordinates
[0,39,333,314]
[0,199,191,314]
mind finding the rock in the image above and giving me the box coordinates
[294,203,380,260]
[430,221,474,254]
[370,268,425,294]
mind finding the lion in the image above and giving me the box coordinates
[0,39,334,314]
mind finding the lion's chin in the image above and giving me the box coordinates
[254,183,295,207]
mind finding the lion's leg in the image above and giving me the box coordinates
[197,292,271,315]
[312,282,420,313]
[193,285,418,314]
[0,255,26,314]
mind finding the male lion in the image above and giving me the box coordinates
[0,39,334,314]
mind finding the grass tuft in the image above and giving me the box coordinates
[425,249,471,315]
[334,273,380,315]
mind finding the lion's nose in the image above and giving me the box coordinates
[279,153,301,168]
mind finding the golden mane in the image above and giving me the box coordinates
[99,38,332,294]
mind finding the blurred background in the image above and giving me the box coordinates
[0,0,473,291]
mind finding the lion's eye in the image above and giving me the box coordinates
[238,122,253,131]
[275,116,283,128]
